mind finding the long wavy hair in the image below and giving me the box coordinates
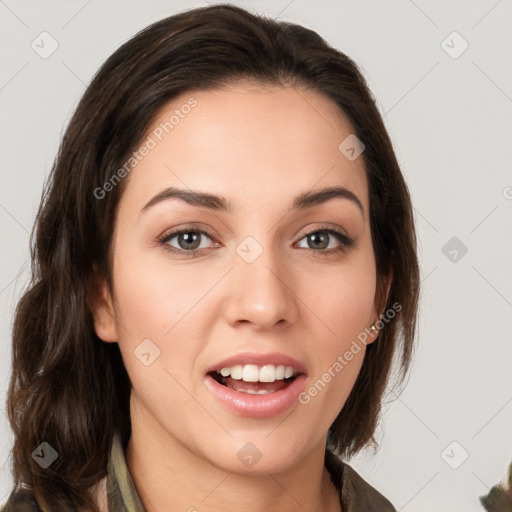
[4,4,420,511]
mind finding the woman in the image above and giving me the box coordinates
[1,4,419,511]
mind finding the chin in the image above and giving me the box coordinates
[196,435,311,476]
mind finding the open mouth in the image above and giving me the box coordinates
[207,365,299,395]
[204,361,308,418]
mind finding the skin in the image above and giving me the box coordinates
[91,81,390,512]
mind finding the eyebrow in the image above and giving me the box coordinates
[141,185,364,216]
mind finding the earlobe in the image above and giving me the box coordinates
[90,279,119,343]
[366,322,380,345]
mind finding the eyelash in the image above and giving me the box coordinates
[157,224,353,259]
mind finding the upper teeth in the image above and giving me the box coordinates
[218,364,295,382]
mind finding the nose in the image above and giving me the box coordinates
[224,242,299,330]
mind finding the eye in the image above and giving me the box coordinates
[158,227,218,258]
[157,224,353,258]
[295,226,353,255]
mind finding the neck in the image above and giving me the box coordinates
[124,397,342,512]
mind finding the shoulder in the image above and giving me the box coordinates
[341,463,397,511]
[325,449,397,512]
[0,489,43,512]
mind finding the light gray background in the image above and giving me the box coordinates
[1,1,511,510]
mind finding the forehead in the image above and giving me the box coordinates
[122,82,368,216]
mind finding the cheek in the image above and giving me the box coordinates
[110,234,216,384]
[300,254,377,345]
[110,233,202,338]
[113,265,173,339]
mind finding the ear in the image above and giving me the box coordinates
[366,268,393,344]
[89,275,119,343]
[375,269,393,318]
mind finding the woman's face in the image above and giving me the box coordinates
[93,81,384,473]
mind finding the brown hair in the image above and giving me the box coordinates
[4,4,419,511]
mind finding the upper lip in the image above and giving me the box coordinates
[206,351,308,376]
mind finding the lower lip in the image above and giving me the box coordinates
[204,374,307,419]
